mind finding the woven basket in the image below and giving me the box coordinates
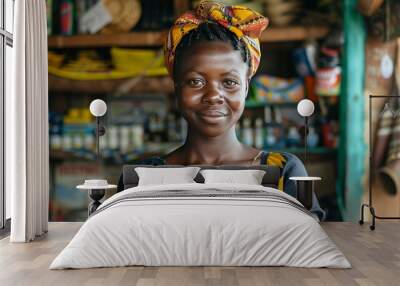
[100,0,141,34]
[261,0,300,27]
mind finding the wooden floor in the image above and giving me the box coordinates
[1,221,399,286]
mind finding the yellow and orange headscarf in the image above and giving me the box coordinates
[164,1,268,77]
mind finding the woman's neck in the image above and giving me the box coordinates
[178,127,249,165]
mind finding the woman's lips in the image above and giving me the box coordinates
[200,110,227,116]
[198,109,228,123]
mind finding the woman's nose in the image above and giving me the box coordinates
[202,85,224,105]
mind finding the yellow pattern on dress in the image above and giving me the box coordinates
[266,152,286,191]
[266,152,286,168]
[278,176,284,191]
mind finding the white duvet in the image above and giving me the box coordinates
[50,183,351,269]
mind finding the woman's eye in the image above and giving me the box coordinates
[188,79,204,87]
[223,79,239,88]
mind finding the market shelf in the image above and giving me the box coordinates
[48,74,174,94]
[50,142,181,163]
[260,26,329,42]
[48,31,168,48]
[48,26,330,48]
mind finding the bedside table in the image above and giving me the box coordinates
[77,180,117,216]
[289,176,321,210]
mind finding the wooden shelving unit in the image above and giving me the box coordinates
[259,26,329,42]
[48,26,330,49]
[49,74,174,94]
[48,26,329,93]
[48,31,168,48]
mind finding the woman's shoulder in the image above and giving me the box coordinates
[260,150,307,178]
[260,150,304,168]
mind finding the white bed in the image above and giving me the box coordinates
[50,183,351,269]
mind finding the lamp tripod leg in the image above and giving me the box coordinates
[370,206,376,230]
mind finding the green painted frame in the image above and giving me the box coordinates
[337,0,367,221]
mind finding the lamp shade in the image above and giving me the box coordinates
[89,99,107,117]
[297,99,315,117]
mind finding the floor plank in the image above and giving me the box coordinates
[0,221,399,286]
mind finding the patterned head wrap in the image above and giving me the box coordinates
[164,1,268,77]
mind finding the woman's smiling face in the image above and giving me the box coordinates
[174,41,250,137]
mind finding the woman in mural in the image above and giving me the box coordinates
[119,1,325,219]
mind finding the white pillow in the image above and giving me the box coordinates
[135,167,201,186]
[200,169,266,185]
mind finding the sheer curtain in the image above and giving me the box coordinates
[7,0,49,242]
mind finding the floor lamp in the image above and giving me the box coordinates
[77,99,116,216]
[289,99,321,210]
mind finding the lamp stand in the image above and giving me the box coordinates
[88,189,105,216]
[304,116,308,166]
[96,117,100,162]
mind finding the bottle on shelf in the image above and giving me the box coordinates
[50,132,62,150]
[49,112,63,150]
[166,114,179,142]
[154,114,165,143]
[59,0,76,35]
[264,106,276,148]
[131,124,144,150]
[321,118,338,148]
[148,113,158,142]
[242,118,253,146]
[72,131,84,150]
[76,0,91,34]
[272,107,285,149]
[107,125,119,151]
[254,118,264,149]
[62,133,73,151]
[119,126,131,154]
[286,127,301,148]
[83,125,95,151]
[307,126,319,148]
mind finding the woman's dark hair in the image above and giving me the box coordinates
[173,21,251,79]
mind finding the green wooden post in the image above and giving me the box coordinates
[337,0,366,221]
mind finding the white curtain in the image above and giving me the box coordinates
[7,0,49,242]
